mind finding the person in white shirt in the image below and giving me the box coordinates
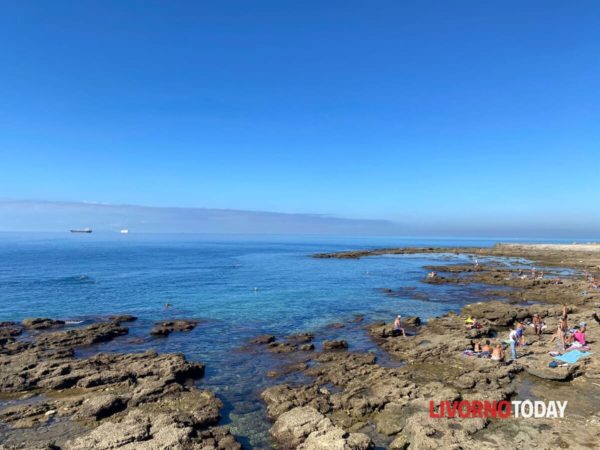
[508,328,519,360]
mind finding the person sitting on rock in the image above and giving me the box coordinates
[481,340,492,356]
[567,323,587,346]
[571,327,586,347]
[532,314,543,335]
[473,340,482,353]
[491,343,505,362]
[392,315,406,337]
[465,316,476,329]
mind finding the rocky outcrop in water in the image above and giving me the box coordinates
[22,318,65,330]
[251,334,276,344]
[150,319,199,337]
[107,314,137,323]
[322,340,348,351]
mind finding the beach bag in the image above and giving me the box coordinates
[548,361,559,368]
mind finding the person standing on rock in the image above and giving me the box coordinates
[508,328,519,360]
[516,322,526,346]
[549,319,567,351]
[532,314,543,335]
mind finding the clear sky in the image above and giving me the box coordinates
[1,1,599,235]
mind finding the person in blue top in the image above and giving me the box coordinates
[515,321,526,346]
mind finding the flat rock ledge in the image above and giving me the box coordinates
[270,406,371,450]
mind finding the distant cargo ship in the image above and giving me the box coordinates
[70,228,92,233]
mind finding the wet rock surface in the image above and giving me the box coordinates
[22,318,65,330]
[0,323,22,340]
[0,321,241,449]
[251,334,277,345]
[322,340,348,351]
[149,319,199,337]
[107,315,137,323]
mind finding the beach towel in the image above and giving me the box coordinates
[553,350,592,364]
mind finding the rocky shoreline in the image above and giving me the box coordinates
[1,244,600,449]
[260,244,600,449]
[0,319,241,450]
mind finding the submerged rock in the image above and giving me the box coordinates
[22,318,65,330]
[322,340,348,351]
[287,333,314,345]
[107,314,137,323]
[268,342,298,353]
[251,334,276,344]
[150,319,199,337]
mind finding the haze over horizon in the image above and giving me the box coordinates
[1,2,599,237]
[1,199,598,239]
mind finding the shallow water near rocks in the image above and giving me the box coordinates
[0,233,562,448]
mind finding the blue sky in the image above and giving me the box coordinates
[1,1,599,234]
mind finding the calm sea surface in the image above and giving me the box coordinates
[0,233,552,447]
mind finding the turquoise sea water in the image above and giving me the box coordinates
[0,233,555,447]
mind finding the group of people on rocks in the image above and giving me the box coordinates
[472,339,506,361]
[465,303,590,363]
[465,319,526,362]
[396,267,596,364]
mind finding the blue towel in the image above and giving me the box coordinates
[553,350,592,364]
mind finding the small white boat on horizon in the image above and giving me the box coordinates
[120,229,129,234]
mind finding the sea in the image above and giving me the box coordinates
[0,233,565,447]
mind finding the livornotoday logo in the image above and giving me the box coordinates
[429,400,567,419]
